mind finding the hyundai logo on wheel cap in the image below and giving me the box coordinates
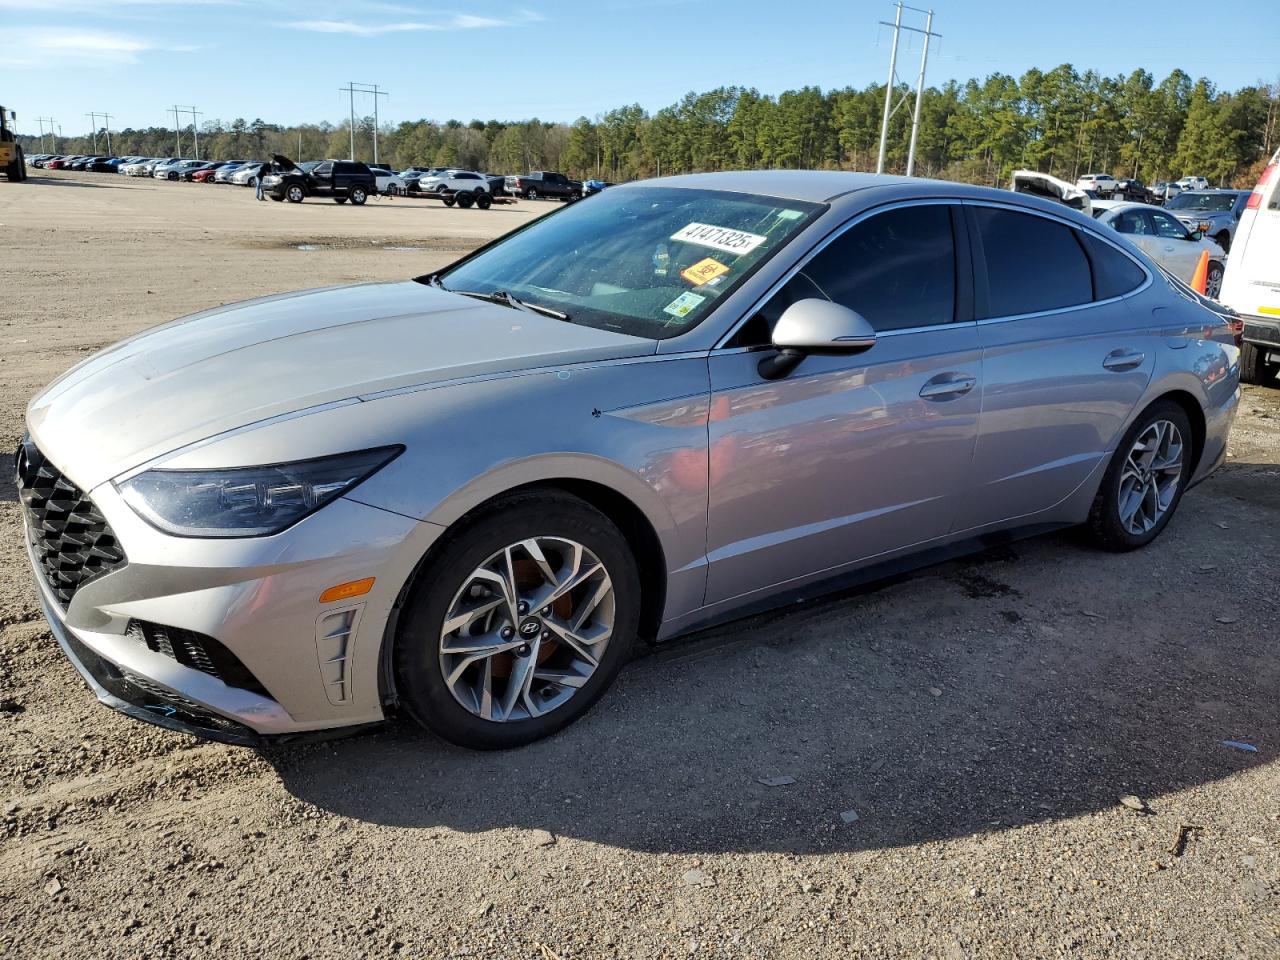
[518,618,542,638]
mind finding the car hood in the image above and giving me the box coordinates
[27,281,654,490]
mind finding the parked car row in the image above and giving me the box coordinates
[26,152,604,209]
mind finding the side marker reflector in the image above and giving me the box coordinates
[320,577,375,603]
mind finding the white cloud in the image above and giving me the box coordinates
[0,27,195,65]
[288,9,542,36]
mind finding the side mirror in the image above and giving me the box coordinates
[1189,230,1203,241]
[759,299,877,380]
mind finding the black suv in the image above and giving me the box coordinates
[263,155,377,205]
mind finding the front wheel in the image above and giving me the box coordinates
[442,197,456,207]
[476,192,492,209]
[286,184,305,203]
[1086,401,1193,551]
[456,192,475,209]
[393,492,641,749]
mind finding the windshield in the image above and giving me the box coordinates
[430,186,823,339]
[1166,192,1237,212]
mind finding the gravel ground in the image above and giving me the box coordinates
[1,170,1277,960]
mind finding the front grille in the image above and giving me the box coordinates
[126,620,271,697]
[15,438,127,608]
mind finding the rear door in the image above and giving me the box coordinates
[1221,153,1280,323]
[955,203,1155,531]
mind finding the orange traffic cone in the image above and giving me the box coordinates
[1190,249,1210,295]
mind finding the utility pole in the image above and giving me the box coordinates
[339,82,389,162]
[340,82,356,160]
[905,10,935,176]
[84,111,113,153]
[876,3,941,176]
[37,117,57,153]
[172,106,181,156]
[174,106,200,159]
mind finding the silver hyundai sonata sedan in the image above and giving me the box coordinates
[17,171,1240,749]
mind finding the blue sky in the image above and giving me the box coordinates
[4,0,1277,137]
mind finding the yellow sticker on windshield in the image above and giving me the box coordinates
[681,257,730,286]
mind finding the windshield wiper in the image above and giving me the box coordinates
[422,275,570,321]
[455,289,571,322]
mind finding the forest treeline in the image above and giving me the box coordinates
[24,66,1280,188]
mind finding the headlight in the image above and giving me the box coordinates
[263,175,281,185]
[117,446,402,537]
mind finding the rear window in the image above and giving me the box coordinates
[974,207,1092,318]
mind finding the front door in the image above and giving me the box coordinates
[704,202,981,607]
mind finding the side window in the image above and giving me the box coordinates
[974,207,1092,317]
[313,161,333,177]
[793,204,957,332]
[1079,232,1147,300]
[1150,211,1188,238]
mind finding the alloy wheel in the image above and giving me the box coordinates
[1206,264,1223,299]
[1116,419,1184,535]
[439,536,615,723]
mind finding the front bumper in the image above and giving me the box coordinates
[19,451,438,742]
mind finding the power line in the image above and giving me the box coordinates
[36,117,57,153]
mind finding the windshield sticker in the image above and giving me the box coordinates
[681,257,731,286]
[663,291,706,319]
[777,209,805,220]
[671,223,767,256]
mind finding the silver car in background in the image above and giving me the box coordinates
[17,172,1240,749]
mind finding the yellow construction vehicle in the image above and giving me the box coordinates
[1,105,27,181]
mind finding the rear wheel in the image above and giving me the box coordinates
[442,197,456,207]
[1086,400,1193,551]
[334,196,347,204]
[393,492,640,749]
[456,192,475,209]
[525,188,538,200]
[349,186,367,205]
[476,192,492,210]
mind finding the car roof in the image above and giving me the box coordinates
[1179,188,1245,195]
[614,170,1100,215]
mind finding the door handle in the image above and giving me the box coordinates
[919,374,977,400]
[1103,349,1146,371]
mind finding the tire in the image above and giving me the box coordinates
[269,195,284,202]
[286,184,305,204]
[456,193,475,209]
[1240,340,1278,385]
[476,192,492,210]
[442,197,456,207]
[334,197,347,204]
[526,188,538,200]
[349,187,368,205]
[1086,400,1194,551]
[393,491,641,749]
[1214,231,1231,254]
[1206,261,1224,299]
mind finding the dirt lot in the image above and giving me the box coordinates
[1,170,1278,960]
